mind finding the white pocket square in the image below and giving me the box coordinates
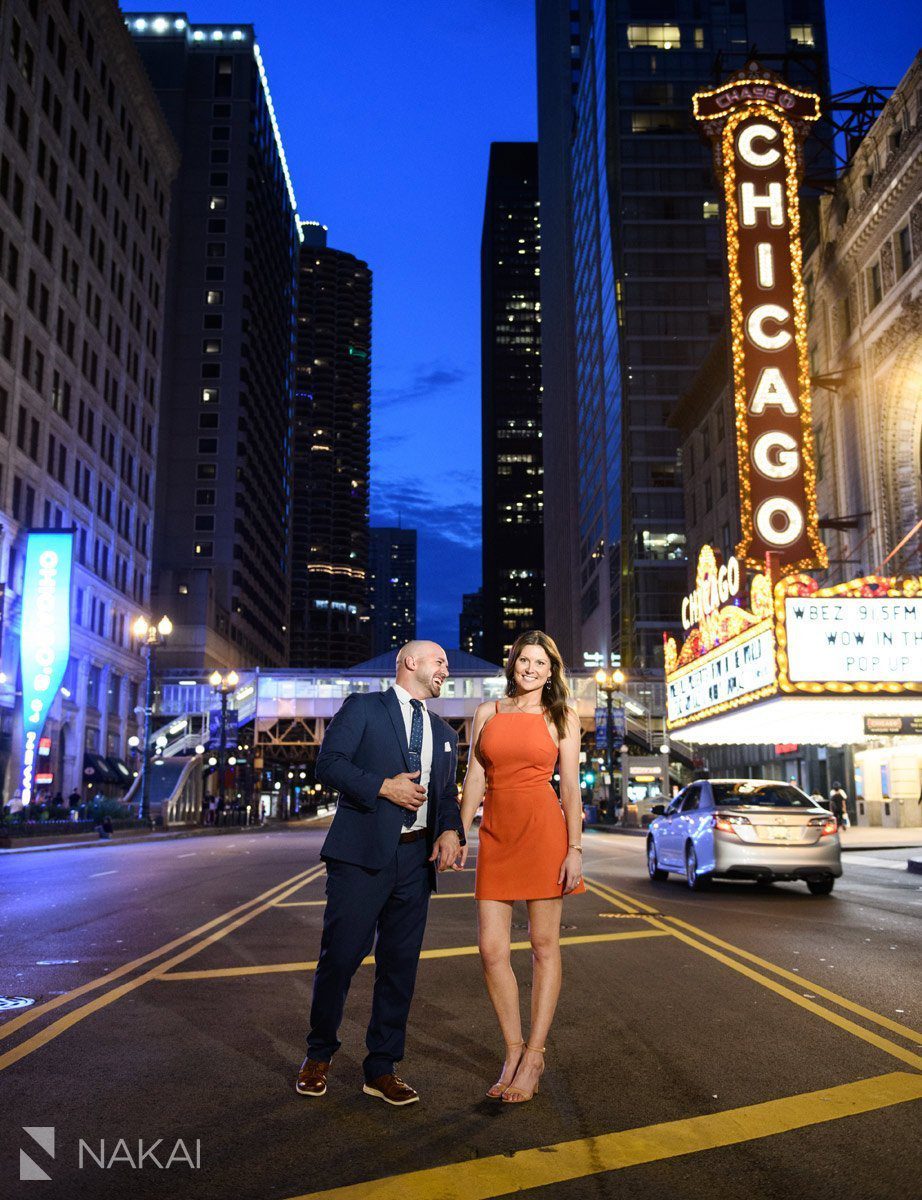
[444,741,451,751]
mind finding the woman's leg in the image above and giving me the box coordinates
[526,897,563,1045]
[503,897,562,1101]
[477,899,521,1044]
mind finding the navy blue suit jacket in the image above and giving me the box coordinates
[316,689,463,891]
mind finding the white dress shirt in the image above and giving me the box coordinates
[391,683,432,832]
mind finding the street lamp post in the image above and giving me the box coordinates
[132,614,173,823]
[595,667,626,822]
[209,669,239,817]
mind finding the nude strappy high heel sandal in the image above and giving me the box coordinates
[501,1044,545,1103]
[486,1041,526,1099]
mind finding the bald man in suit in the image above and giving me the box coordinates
[296,641,464,1106]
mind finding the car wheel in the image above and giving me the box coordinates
[807,876,835,896]
[685,842,710,891]
[647,838,668,882]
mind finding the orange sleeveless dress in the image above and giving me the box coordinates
[475,706,585,901]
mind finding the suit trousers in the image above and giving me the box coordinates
[307,838,430,1080]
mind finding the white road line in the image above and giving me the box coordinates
[89,870,117,877]
[177,853,197,858]
[846,857,911,871]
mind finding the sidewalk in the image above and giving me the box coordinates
[839,826,922,851]
[0,816,325,854]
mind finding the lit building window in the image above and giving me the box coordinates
[789,24,815,46]
[631,111,683,133]
[627,24,680,49]
[702,200,719,219]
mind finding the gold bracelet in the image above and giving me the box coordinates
[569,844,583,853]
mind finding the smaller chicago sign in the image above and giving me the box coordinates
[693,68,826,574]
[665,544,778,730]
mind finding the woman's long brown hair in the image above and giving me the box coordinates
[504,630,571,741]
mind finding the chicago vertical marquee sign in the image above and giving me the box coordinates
[694,68,827,574]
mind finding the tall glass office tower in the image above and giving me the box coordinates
[130,14,300,669]
[537,1,831,675]
[290,222,372,670]
[481,142,544,664]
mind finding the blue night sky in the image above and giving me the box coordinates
[124,1,920,649]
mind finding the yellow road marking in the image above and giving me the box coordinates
[274,892,477,908]
[156,928,670,981]
[586,879,659,914]
[665,916,922,1048]
[0,863,325,1043]
[586,877,922,1072]
[285,1070,922,1200]
[0,865,326,1072]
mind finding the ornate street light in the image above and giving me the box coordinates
[133,614,173,822]
[595,667,627,822]
[209,669,239,813]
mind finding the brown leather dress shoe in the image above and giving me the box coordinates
[296,1057,330,1097]
[362,1073,420,1106]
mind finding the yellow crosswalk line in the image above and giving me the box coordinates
[156,928,670,981]
[585,876,922,1072]
[285,1071,922,1200]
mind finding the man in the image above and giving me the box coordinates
[297,641,464,1106]
[829,781,849,828]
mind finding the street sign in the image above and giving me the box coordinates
[864,715,922,737]
[595,707,626,746]
[209,708,238,748]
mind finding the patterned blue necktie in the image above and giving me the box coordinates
[404,699,424,828]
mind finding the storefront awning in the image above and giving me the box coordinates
[674,696,922,746]
[83,752,121,785]
[106,757,134,788]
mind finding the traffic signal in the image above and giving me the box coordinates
[583,771,595,787]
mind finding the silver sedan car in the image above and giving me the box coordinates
[647,778,843,895]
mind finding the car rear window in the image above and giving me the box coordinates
[711,783,814,808]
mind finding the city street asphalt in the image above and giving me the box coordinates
[1,825,920,1199]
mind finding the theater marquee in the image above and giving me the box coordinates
[775,575,922,694]
[664,556,922,736]
[693,69,827,574]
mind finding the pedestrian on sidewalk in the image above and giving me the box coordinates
[829,782,850,828]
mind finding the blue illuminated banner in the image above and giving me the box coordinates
[19,530,74,805]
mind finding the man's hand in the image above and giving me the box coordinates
[380,771,427,815]
[429,830,464,872]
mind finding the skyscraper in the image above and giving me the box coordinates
[0,0,178,803]
[481,142,543,664]
[129,13,300,669]
[459,588,484,658]
[368,526,416,656]
[537,2,832,673]
[290,221,372,669]
[535,0,583,669]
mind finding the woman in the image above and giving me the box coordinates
[458,630,584,1104]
